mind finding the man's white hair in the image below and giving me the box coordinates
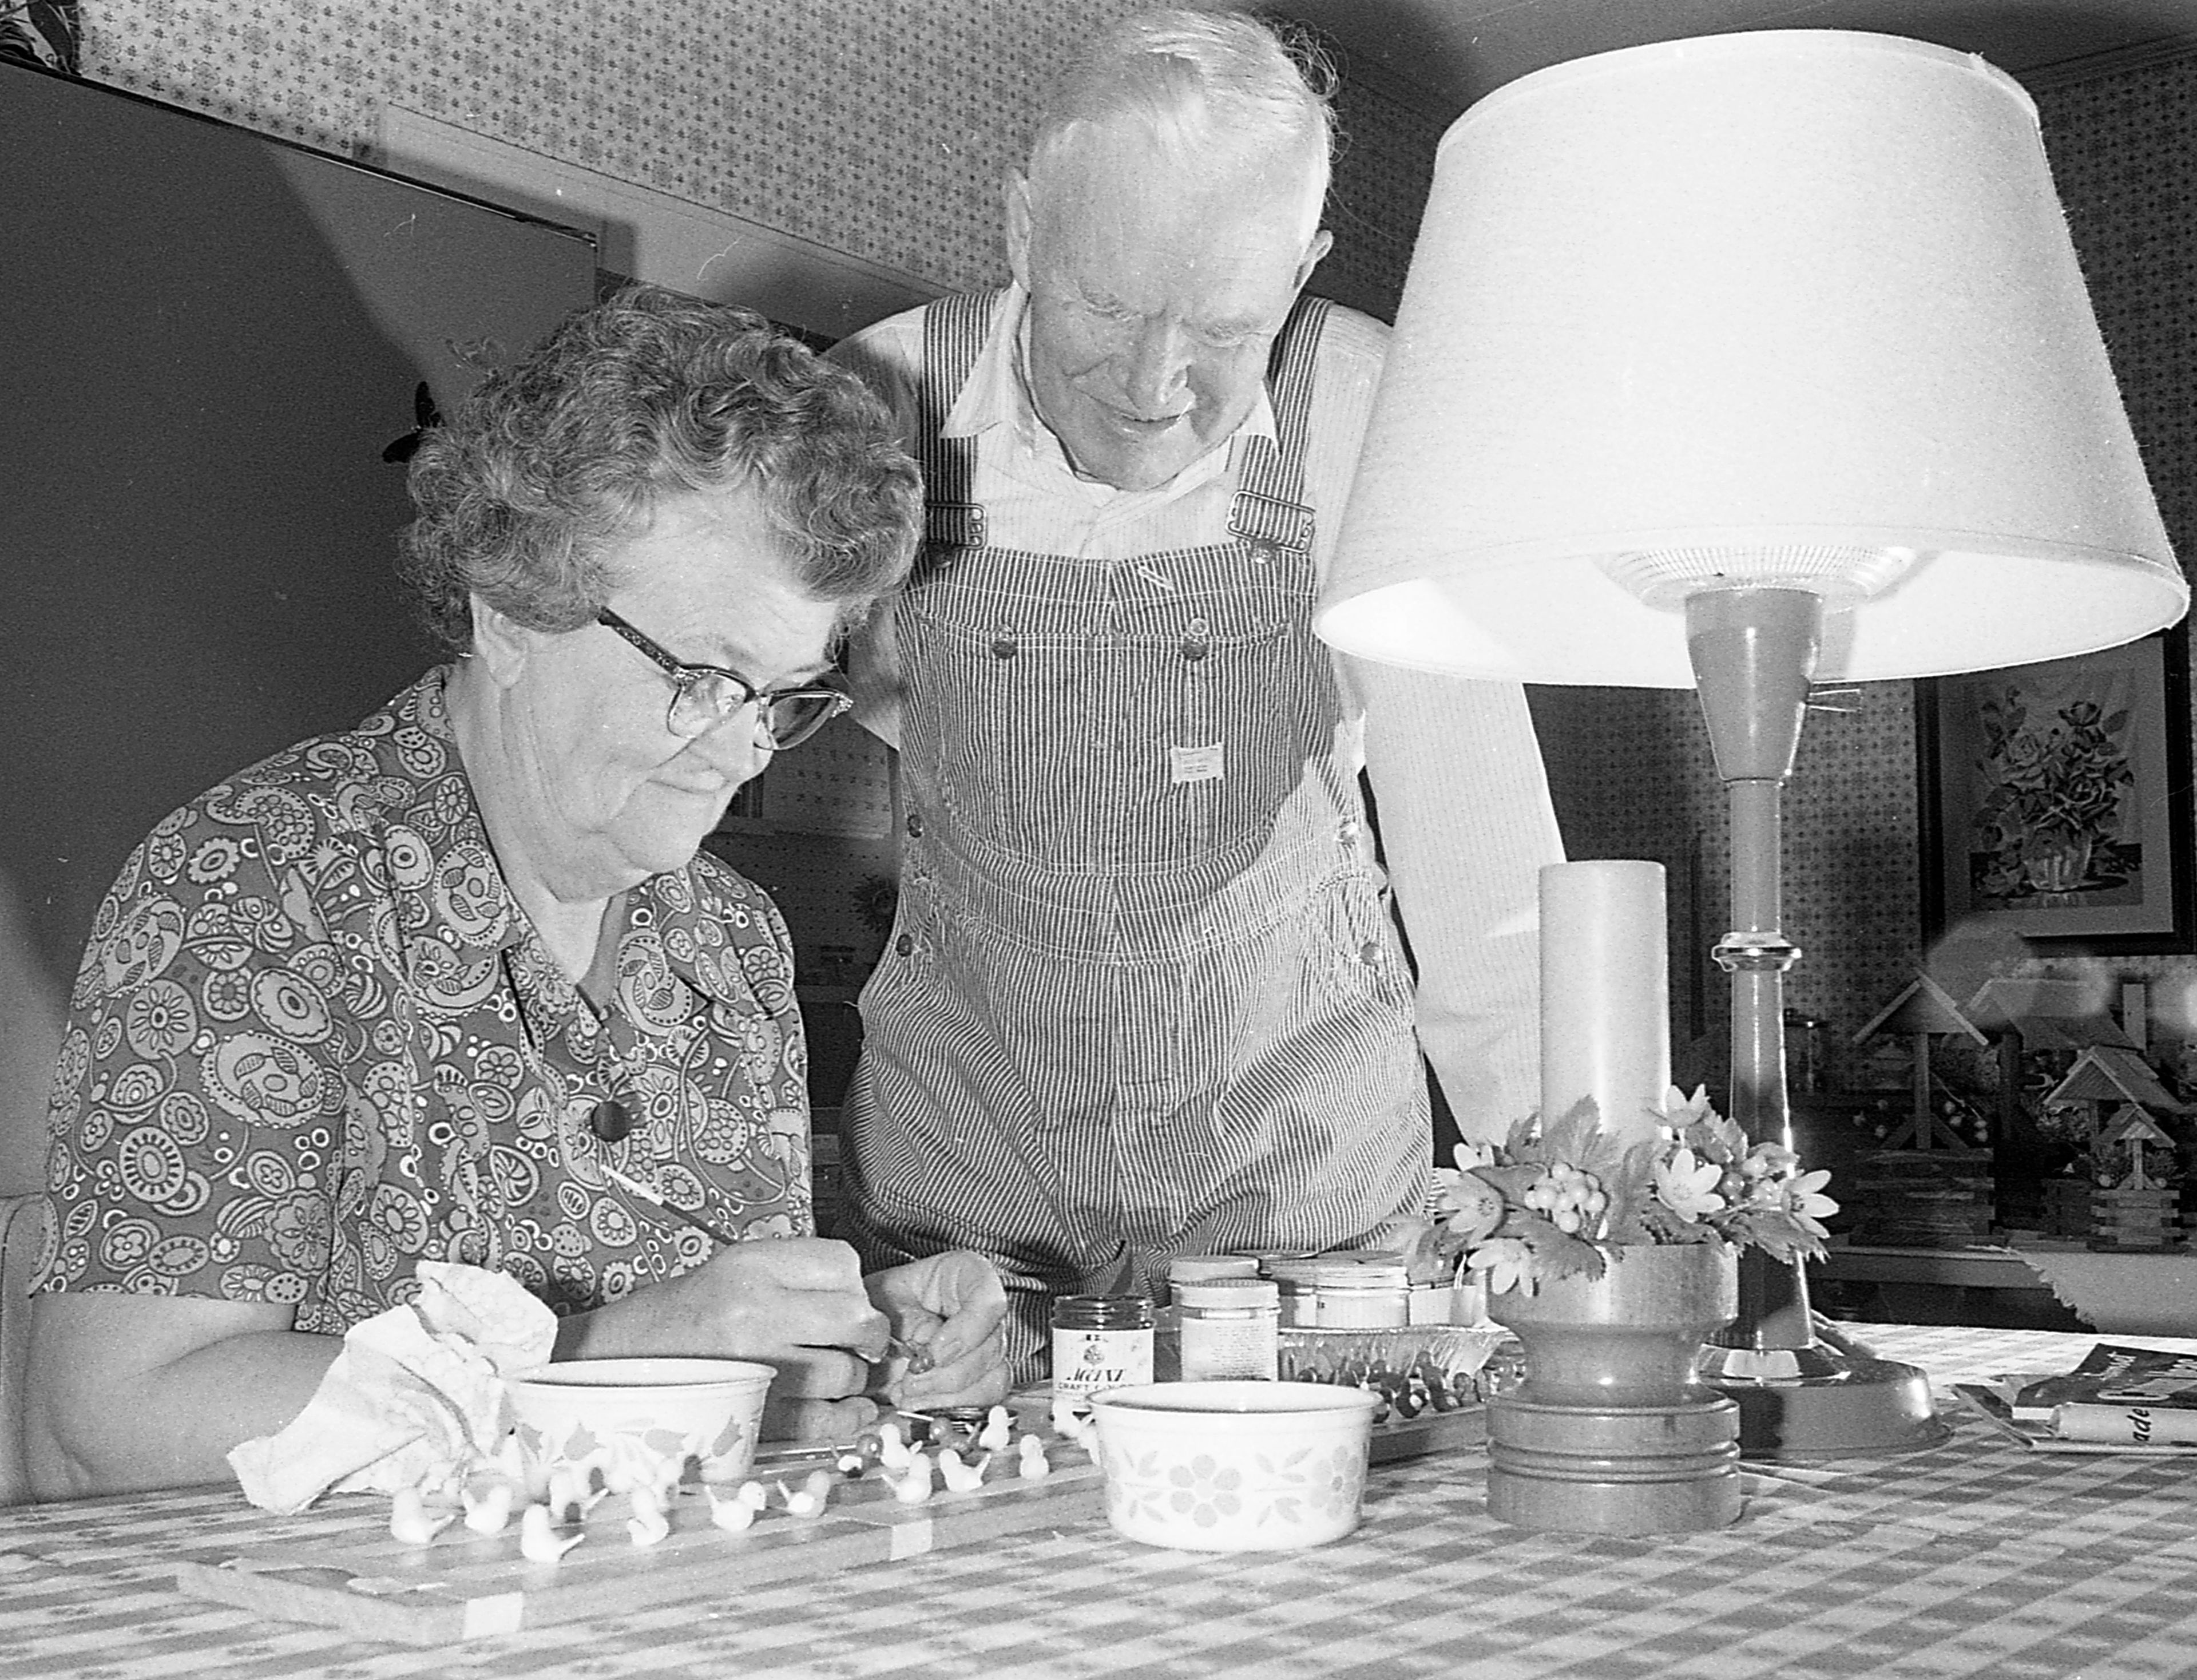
[1024,8,1335,244]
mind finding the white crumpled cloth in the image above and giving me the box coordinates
[227,1260,557,1514]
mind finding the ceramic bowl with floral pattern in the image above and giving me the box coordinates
[505,1357,774,1501]
[1087,1382,1381,1551]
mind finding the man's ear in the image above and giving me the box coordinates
[1004,171,1034,291]
[467,593,535,687]
[1292,227,1335,295]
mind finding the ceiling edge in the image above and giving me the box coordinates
[2018,34,2197,92]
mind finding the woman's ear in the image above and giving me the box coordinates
[466,594,536,687]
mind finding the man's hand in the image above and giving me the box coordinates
[864,1250,1010,1410]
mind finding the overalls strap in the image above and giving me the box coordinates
[1226,292,1327,555]
[917,291,994,553]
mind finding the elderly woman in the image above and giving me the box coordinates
[23,287,1008,1500]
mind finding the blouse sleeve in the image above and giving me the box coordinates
[35,786,353,1307]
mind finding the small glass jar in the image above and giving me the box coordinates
[1153,1255,1260,1380]
[1304,1258,1411,1329]
[1176,1277,1280,1381]
[1258,1256,1331,1328]
[1051,1293,1155,1398]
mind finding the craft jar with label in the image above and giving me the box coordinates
[1051,1294,1155,1398]
[1175,1277,1281,1381]
[1154,1255,1262,1380]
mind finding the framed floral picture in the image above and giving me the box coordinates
[1917,627,2193,953]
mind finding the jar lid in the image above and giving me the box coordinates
[1306,1257,1410,1290]
[1174,1277,1281,1309]
[1167,1254,1262,1284]
[1052,1293,1155,1329]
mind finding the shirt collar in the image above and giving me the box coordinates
[380,668,741,1021]
[942,282,1280,483]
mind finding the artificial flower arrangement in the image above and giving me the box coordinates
[1420,1085,1839,1296]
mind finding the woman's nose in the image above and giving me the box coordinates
[688,707,775,779]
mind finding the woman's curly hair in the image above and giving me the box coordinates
[397,284,921,652]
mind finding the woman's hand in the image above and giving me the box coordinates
[864,1250,1010,1410]
[556,1235,892,1442]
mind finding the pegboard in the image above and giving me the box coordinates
[735,714,893,841]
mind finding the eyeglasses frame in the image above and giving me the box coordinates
[594,607,852,748]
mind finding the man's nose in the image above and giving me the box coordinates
[1118,317,1192,413]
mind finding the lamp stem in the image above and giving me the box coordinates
[1685,587,1820,1352]
[1678,586,1945,1456]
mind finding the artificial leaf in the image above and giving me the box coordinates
[1600,1138,1665,1245]
[1516,1221,1607,1283]
[1536,1096,1606,1170]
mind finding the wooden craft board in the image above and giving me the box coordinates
[175,1455,1107,1647]
[172,1400,1484,1646]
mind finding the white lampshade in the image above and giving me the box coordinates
[1316,30,2186,687]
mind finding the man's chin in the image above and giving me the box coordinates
[1070,432,1201,493]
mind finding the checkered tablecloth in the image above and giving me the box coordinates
[3,1323,2194,1680]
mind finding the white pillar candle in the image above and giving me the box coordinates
[1538,861,1672,1150]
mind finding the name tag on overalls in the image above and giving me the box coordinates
[1171,742,1225,784]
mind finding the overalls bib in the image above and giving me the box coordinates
[840,291,1430,1375]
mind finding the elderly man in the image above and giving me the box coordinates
[25,288,1009,1499]
[831,9,1564,1375]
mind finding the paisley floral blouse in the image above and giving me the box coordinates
[34,669,814,1332]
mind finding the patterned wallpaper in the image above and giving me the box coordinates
[72,0,1435,311]
[65,1,2197,1083]
[2019,59,2197,1050]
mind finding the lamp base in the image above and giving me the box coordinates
[1698,1319,1949,1459]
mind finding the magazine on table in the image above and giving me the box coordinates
[1957,1342,2197,1452]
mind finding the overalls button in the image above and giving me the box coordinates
[1359,940,1382,965]
[895,933,914,957]
[906,813,925,837]
[1338,819,1360,842]
[1180,638,1208,661]
[991,636,1018,659]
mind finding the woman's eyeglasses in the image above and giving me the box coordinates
[596,608,851,748]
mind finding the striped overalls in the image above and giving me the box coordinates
[839,291,1430,1378]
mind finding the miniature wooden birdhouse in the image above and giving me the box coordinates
[1847,974,1994,1246]
[1964,976,2140,1233]
[1851,974,1992,1152]
[2041,1045,2188,1250]
[2099,1108,2176,1191]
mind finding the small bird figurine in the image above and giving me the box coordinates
[626,1482,671,1547]
[875,1420,916,1472]
[389,1485,455,1546]
[977,1404,1014,1455]
[519,1502,583,1564]
[779,1469,832,1519]
[889,1456,935,1504]
[707,1484,759,1532]
[1050,1398,1093,1447]
[1016,1435,1053,1480]
[935,1447,986,1494]
[462,1481,515,1536]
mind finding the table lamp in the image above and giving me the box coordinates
[1316,30,2186,1454]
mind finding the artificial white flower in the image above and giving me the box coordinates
[1652,1147,1726,1223]
[1466,1237,1536,1295]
